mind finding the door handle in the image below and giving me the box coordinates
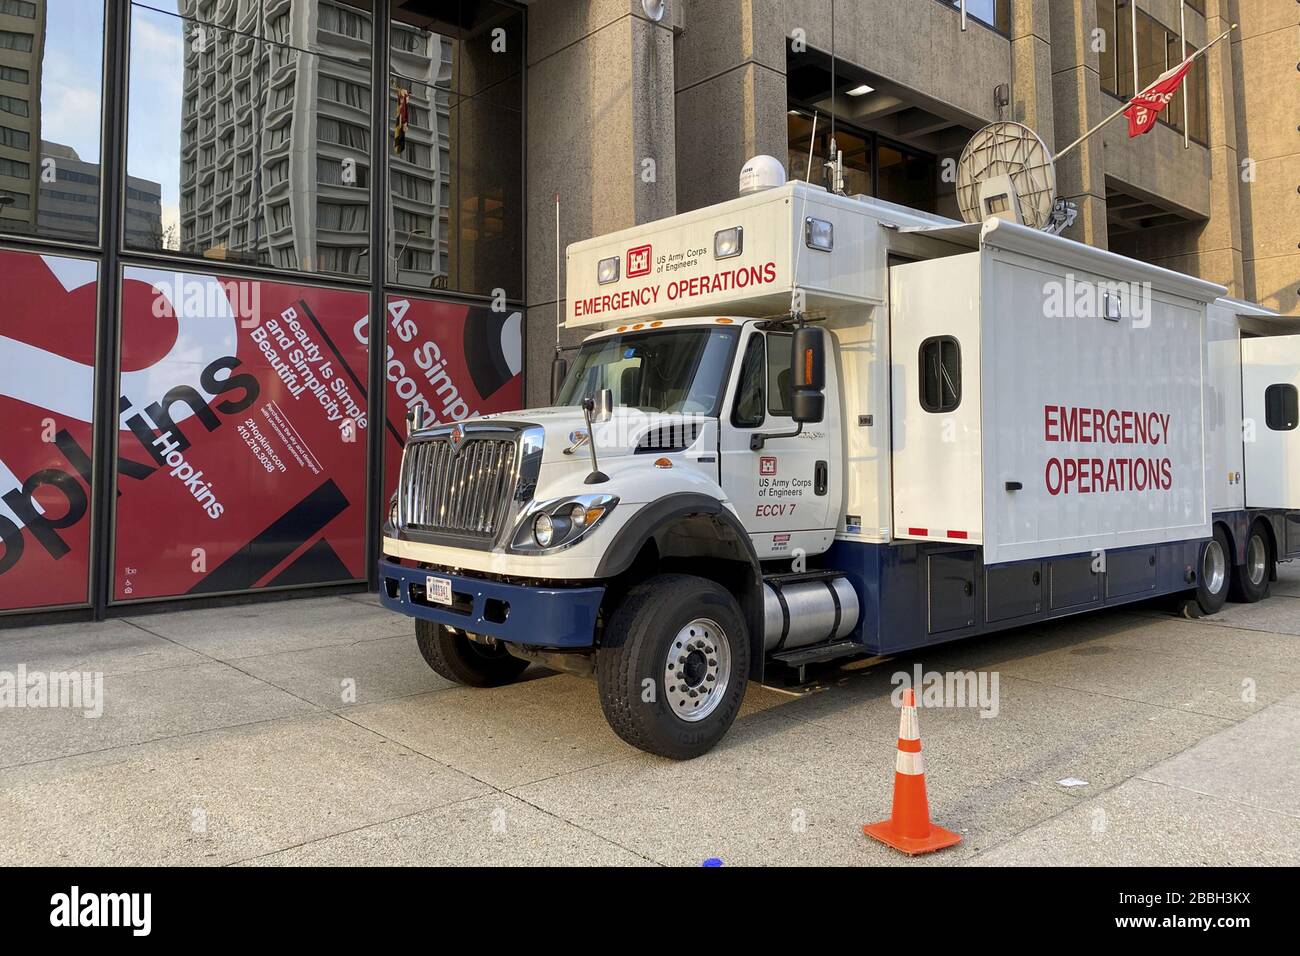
[815,460,828,496]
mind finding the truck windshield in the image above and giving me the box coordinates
[556,326,739,415]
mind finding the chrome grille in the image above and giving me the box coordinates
[400,437,517,539]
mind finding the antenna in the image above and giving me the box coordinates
[828,0,836,150]
[554,192,561,352]
[792,111,819,318]
[805,110,818,182]
[955,121,1068,233]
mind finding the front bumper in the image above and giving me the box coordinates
[378,558,604,648]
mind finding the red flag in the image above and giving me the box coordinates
[1123,57,1193,137]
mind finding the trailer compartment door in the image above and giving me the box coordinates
[1242,334,1300,509]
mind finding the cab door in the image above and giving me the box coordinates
[720,326,835,559]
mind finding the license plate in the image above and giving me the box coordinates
[425,576,453,606]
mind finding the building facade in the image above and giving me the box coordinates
[1,0,1294,620]
[521,0,1296,409]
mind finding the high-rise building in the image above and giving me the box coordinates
[38,140,161,246]
[0,0,44,233]
[175,0,450,283]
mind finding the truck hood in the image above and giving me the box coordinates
[476,406,713,463]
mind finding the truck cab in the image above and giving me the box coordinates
[379,161,1296,760]
[380,309,848,759]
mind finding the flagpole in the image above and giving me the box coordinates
[1054,23,1236,162]
[1180,1,1189,150]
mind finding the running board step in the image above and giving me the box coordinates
[769,640,863,667]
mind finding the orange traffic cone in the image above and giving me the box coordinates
[863,687,961,855]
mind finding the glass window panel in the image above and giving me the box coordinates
[1115,1,1134,97]
[1165,31,1186,133]
[731,334,765,429]
[125,1,372,278]
[1186,53,1208,144]
[1135,11,1167,96]
[939,0,1009,33]
[387,2,523,297]
[0,0,106,245]
[1096,0,1118,95]
[767,332,793,418]
[785,110,871,196]
[0,248,97,611]
[877,143,937,214]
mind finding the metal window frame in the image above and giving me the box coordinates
[0,0,529,619]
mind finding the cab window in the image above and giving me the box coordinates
[767,332,793,417]
[731,334,766,428]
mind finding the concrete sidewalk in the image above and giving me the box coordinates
[0,567,1297,866]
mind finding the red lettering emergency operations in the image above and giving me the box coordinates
[571,261,778,319]
[1042,403,1175,495]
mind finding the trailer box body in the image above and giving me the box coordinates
[890,222,1215,565]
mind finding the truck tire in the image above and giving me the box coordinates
[596,574,750,760]
[415,620,529,687]
[1230,521,1272,603]
[1195,526,1230,615]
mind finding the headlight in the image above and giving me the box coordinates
[514,494,618,553]
[533,512,555,547]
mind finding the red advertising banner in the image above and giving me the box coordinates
[112,269,370,601]
[376,294,524,504]
[0,250,99,612]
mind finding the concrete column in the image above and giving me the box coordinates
[673,0,787,214]
[1048,0,1108,248]
[524,0,677,406]
[1228,0,1298,314]
[1009,0,1055,148]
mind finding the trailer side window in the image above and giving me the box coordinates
[731,334,766,428]
[919,336,961,413]
[1265,384,1298,431]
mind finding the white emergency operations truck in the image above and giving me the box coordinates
[378,159,1300,759]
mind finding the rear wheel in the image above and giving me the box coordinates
[1194,526,1230,615]
[596,574,749,760]
[1229,521,1272,603]
[415,620,529,687]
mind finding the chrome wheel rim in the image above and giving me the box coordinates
[1247,535,1267,586]
[664,618,730,722]
[1202,539,1226,595]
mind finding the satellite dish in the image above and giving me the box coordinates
[642,0,668,23]
[956,121,1058,231]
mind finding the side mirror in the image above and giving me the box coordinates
[790,326,825,424]
[550,354,569,404]
[593,387,615,423]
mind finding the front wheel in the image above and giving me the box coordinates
[596,574,750,760]
[1229,521,1272,604]
[415,620,529,687]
